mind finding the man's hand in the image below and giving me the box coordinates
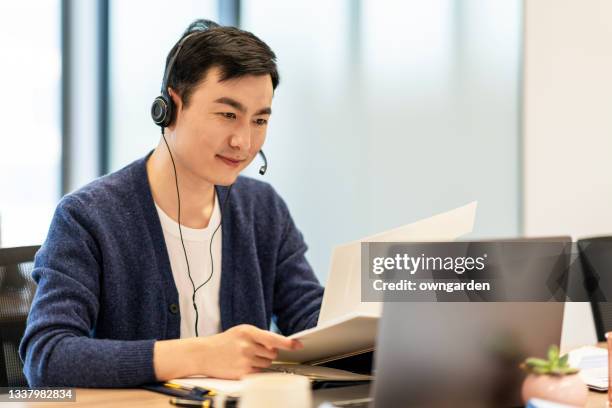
[194,324,303,379]
[153,324,303,381]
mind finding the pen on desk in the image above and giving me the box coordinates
[170,397,213,408]
[163,382,217,396]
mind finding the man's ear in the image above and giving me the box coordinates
[168,87,183,112]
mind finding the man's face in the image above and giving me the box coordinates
[168,66,273,186]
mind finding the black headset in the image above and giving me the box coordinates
[150,29,198,129]
[151,23,268,175]
[151,21,268,336]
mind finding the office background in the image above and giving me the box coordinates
[1,0,610,349]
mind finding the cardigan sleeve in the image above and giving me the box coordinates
[19,196,157,387]
[271,198,324,335]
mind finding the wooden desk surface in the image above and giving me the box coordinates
[7,388,170,407]
[3,386,608,408]
[587,391,608,407]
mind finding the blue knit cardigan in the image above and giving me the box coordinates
[19,153,323,387]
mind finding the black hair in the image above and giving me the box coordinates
[163,19,280,108]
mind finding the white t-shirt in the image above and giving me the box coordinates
[155,195,222,338]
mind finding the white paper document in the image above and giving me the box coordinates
[169,376,244,397]
[567,346,608,391]
[277,312,378,363]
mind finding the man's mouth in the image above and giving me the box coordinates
[216,155,245,168]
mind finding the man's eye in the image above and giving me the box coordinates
[219,112,236,119]
[254,118,268,126]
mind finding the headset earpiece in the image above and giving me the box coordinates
[151,93,173,128]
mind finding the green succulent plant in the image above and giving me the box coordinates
[521,345,579,376]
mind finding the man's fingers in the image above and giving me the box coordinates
[247,327,297,350]
[254,344,278,360]
[251,356,273,369]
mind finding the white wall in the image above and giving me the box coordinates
[523,0,612,350]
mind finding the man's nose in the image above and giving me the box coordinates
[229,121,252,151]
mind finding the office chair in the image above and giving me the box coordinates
[0,245,39,387]
[577,236,612,342]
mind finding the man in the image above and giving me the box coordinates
[19,19,324,387]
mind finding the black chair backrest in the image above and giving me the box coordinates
[0,246,39,387]
[577,236,612,342]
